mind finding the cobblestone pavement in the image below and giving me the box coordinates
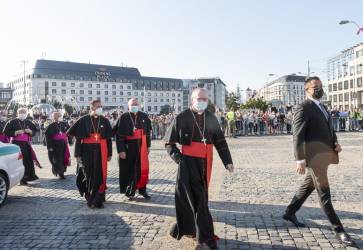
[0,133,362,249]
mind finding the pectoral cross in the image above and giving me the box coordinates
[202,137,207,145]
[95,134,99,141]
[133,126,136,132]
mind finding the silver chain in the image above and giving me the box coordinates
[190,109,206,144]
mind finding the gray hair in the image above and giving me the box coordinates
[191,88,208,101]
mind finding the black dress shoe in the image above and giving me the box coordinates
[139,190,151,200]
[335,231,355,247]
[20,180,28,186]
[282,214,306,227]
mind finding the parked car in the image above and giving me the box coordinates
[0,142,24,207]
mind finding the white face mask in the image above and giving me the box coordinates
[58,117,63,122]
[18,113,27,121]
[94,107,103,116]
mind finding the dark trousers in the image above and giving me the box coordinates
[286,165,344,232]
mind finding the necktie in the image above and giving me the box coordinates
[319,103,329,121]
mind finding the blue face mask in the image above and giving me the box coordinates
[130,106,139,113]
[194,101,208,112]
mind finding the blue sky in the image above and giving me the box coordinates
[0,0,362,91]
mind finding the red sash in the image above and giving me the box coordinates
[182,142,214,187]
[82,133,108,193]
[52,133,71,167]
[126,129,149,189]
[13,133,39,164]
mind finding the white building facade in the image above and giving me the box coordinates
[8,60,184,114]
[327,43,363,110]
[258,75,306,107]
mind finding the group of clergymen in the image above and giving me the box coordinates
[0,83,356,249]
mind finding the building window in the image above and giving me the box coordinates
[338,94,343,101]
[148,106,152,112]
[71,82,75,87]
[61,82,66,87]
[350,80,354,88]
[344,81,348,90]
[52,89,57,94]
[88,90,92,95]
[105,97,109,102]
[97,84,100,88]
[62,90,66,94]
[338,82,342,90]
[105,84,108,89]
[120,91,123,96]
[154,106,158,111]
[112,91,116,95]
[71,90,75,94]
[97,91,101,95]
[112,85,116,89]
[52,82,57,87]
[357,77,362,87]
[127,92,131,96]
[344,93,349,101]
[88,83,92,88]
[80,83,84,87]
[134,92,138,96]
[80,90,84,94]
[333,83,337,91]
[88,97,92,101]
[80,97,84,101]
[105,91,108,95]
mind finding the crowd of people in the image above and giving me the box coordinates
[215,106,363,138]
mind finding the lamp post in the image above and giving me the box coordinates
[20,60,28,105]
[339,20,363,35]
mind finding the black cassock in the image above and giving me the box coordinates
[44,121,70,177]
[164,109,233,244]
[114,111,151,196]
[3,118,38,182]
[67,115,112,207]
[0,120,10,143]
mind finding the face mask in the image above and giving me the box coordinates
[130,106,139,113]
[312,88,324,99]
[95,107,103,116]
[194,101,208,112]
[58,117,63,122]
[18,113,27,121]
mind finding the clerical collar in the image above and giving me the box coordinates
[307,95,320,106]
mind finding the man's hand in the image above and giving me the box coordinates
[49,148,54,152]
[119,152,126,159]
[108,156,112,162]
[15,130,24,136]
[296,162,306,175]
[226,164,234,173]
[24,128,32,134]
[334,143,342,153]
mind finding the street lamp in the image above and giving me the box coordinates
[339,20,363,35]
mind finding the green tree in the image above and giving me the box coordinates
[64,104,75,115]
[241,97,268,111]
[226,92,240,110]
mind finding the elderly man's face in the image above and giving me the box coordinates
[128,99,138,109]
[91,101,102,111]
[192,90,208,106]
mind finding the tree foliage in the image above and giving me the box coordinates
[240,97,268,111]
[226,92,240,111]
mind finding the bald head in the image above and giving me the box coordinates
[52,111,62,122]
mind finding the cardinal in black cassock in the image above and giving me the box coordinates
[67,100,113,208]
[3,108,39,185]
[164,88,234,250]
[114,98,151,199]
[45,111,71,179]
[114,98,152,199]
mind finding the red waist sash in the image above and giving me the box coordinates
[82,133,108,193]
[0,133,10,143]
[126,129,149,189]
[182,142,214,187]
[52,133,71,167]
[13,133,39,164]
